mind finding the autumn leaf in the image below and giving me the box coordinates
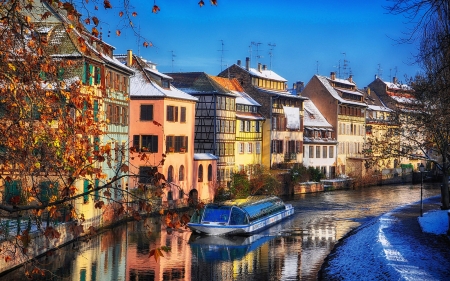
[88,226,96,235]
[44,226,61,239]
[143,41,153,48]
[152,5,160,13]
[159,209,165,215]
[103,0,112,9]
[8,63,16,71]
[149,248,164,262]
[84,18,90,25]
[181,213,190,225]
[211,0,218,5]
[92,27,99,37]
[10,195,20,205]
[104,190,111,198]
[198,0,205,7]
[24,16,31,25]
[4,256,11,262]
[94,200,104,209]
[119,11,124,17]
[92,17,99,26]
[132,12,138,17]
[120,164,129,173]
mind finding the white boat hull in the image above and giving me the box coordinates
[188,204,294,235]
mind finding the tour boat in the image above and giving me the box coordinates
[188,196,294,235]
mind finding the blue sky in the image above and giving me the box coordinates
[94,0,420,87]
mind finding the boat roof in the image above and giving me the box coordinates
[220,195,283,208]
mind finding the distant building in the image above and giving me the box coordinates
[166,72,237,186]
[302,73,367,178]
[219,58,307,170]
[302,100,337,178]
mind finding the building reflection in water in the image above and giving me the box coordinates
[0,216,336,281]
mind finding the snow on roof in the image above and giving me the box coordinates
[144,67,173,80]
[194,153,219,160]
[102,53,134,73]
[384,81,413,91]
[367,104,392,112]
[235,91,261,106]
[238,64,287,82]
[303,100,333,128]
[326,76,356,87]
[338,88,364,96]
[316,75,367,107]
[390,95,415,104]
[130,71,197,101]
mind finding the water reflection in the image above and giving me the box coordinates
[0,184,441,281]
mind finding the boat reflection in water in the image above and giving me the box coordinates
[189,233,279,262]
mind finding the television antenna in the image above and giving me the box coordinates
[170,50,176,72]
[268,43,276,69]
[218,40,228,72]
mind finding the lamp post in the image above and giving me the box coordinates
[419,163,425,217]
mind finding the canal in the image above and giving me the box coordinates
[0,183,442,280]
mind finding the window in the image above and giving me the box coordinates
[239,143,244,153]
[180,107,186,123]
[140,105,153,121]
[167,166,174,182]
[167,136,188,152]
[240,120,244,132]
[245,121,250,132]
[167,106,178,122]
[316,146,321,158]
[323,146,327,158]
[256,142,261,154]
[271,140,283,154]
[83,179,89,203]
[94,100,99,122]
[133,135,158,153]
[179,165,185,181]
[4,180,21,204]
[122,107,128,125]
[256,121,260,132]
[162,79,170,89]
[247,143,253,153]
[309,146,314,158]
[139,166,152,183]
[208,164,213,181]
[198,164,203,182]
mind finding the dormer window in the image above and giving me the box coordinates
[161,79,170,89]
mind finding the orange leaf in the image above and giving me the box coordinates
[143,41,153,48]
[132,12,137,17]
[4,256,11,262]
[119,11,124,17]
[116,30,121,36]
[92,27,99,37]
[210,0,218,5]
[152,5,160,13]
[104,190,111,198]
[198,0,204,7]
[159,209,165,215]
[84,18,90,25]
[95,201,105,209]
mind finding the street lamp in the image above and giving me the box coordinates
[419,163,425,217]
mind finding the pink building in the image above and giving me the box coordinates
[116,51,210,205]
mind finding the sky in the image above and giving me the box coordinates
[92,0,421,88]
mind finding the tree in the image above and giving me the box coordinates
[0,1,200,276]
[383,0,450,210]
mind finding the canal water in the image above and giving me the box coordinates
[0,183,442,280]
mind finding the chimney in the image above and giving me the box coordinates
[237,59,241,66]
[296,81,304,94]
[127,50,133,67]
[348,75,353,83]
[393,76,398,84]
[245,57,250,70]
[263,64,267,71]
[367,87,371,95]
[330,72,336,80]
[258,63,262,72]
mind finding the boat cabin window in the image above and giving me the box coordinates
[229,207,248,225]
[202,205,231,223]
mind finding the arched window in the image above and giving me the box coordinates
[198,164,203,182]
[208,164,213,181]
[179,165,185,181]
[168,165,174,182]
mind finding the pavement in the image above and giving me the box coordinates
[319,196,450,280]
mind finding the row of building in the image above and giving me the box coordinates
[2,2,419,219]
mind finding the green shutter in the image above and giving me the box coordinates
[40,181,58,203]
[94,100,99,122]
[83,179,89,203]
[5,180,20,204]
[94,179,99,201]
[94,136,100,152]
[89,65,94,85]
[57,68,65,81]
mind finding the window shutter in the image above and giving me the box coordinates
[82,63,87,84]
[93,100,99,122]
[133,135,140,150]
[83,179,89,203]
[152,136,158,153]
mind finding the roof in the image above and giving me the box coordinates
[315,75,367,107]
[303,100,333,128]
[128,67,197,101]
[237,64,287,82]
[166,72,239,97]
[194,153,219,161]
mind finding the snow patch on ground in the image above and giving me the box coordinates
[418,210,449,235]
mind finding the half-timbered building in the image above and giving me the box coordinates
[166,72,238,186]
[219,58,307,170]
